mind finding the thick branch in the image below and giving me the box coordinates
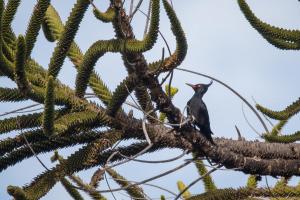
[216,138,300,160]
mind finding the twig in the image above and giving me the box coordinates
[189,159,241,171]
[138,9,172,55]
[117,150,188,164]
[69,174,102,195]
[124,84,154,145]
[124,101,191,127]
[110,178,178,197]
[105,143,153,170]
[99,85,155,170]
[235,125,244,141]
[124,56,139,67]
[88,0,96,9]
[180,106,188,129]
[265,176,279,200]
[90,138,122,187]
[242,104,262,137]
[14,107,43,113]
[143,0,151,37]
[0,103,40,117]
[117,192,152,200]
[117,191,151,200]
[142,113,152,144]
[129,0,134,16]
[104,172,118,200]
[97,161,192,193]
[160,70,173,86]
[174,164,222,200]
[129,0,144,21]
[81,96,191,128]
[167,70,174,97]
[17,119,50,171]
[176,67,269,133]
[153,48,165,75]
[106,151,120,166]
[124,84,142,110]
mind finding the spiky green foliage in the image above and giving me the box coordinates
[75,0,160,98]
[25,0,50,58]
[60,178,85,200]
[0,129,45,157]
[47,0,90,78]
[262,37,300,50]
[41,5,113,106]
[42,5,84,68]
[2,38,15,61]
[256,98,300,120]
[42,5,62,42]
[256,98,300,143]
[2,0,20,45]
[0,87,27,102]
[68,174,107,200]
[89,72,112,106]
[93,6,116,23]
[134,85,158,123]
[107,168,146,199]
[20,132,122,199]
[25,59,47,80]
[0,131,111,173]
[1,4,17,63]
[107,75,139,116]
[177,181,192,199]
[1,0,20,63]
[149,0,187,73]
[275,177,289,189]
[43,76,55,136]
[237,0,300,50]
[0,112,42,134]
[14,35,30,94]
[238,0,300,143]
[7,186,29,200]
[50,151,106,200]
[51,144,121,200]
[0,0,15,79]
[263,131,300,143]
[246,175,259,189]
[270,120,288,136]
[53,110,109,134]
[192,154,217,192]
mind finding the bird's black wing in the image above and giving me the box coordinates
[187,99,196,128]
[201,103,213,134]
[186,99,191,116]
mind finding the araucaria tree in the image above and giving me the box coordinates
[0,0,300,199]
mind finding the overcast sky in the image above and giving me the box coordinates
[1,0,300,199]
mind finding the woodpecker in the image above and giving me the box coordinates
[186,81,214,144]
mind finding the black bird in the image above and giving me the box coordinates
[186,81,214,144]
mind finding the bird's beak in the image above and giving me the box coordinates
[186,83,196,90]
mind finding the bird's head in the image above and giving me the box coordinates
[186,81,213,95]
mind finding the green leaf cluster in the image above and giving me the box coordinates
[0,0,188,199]
[238,0,300,50]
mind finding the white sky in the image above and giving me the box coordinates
[1,0,300,199]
